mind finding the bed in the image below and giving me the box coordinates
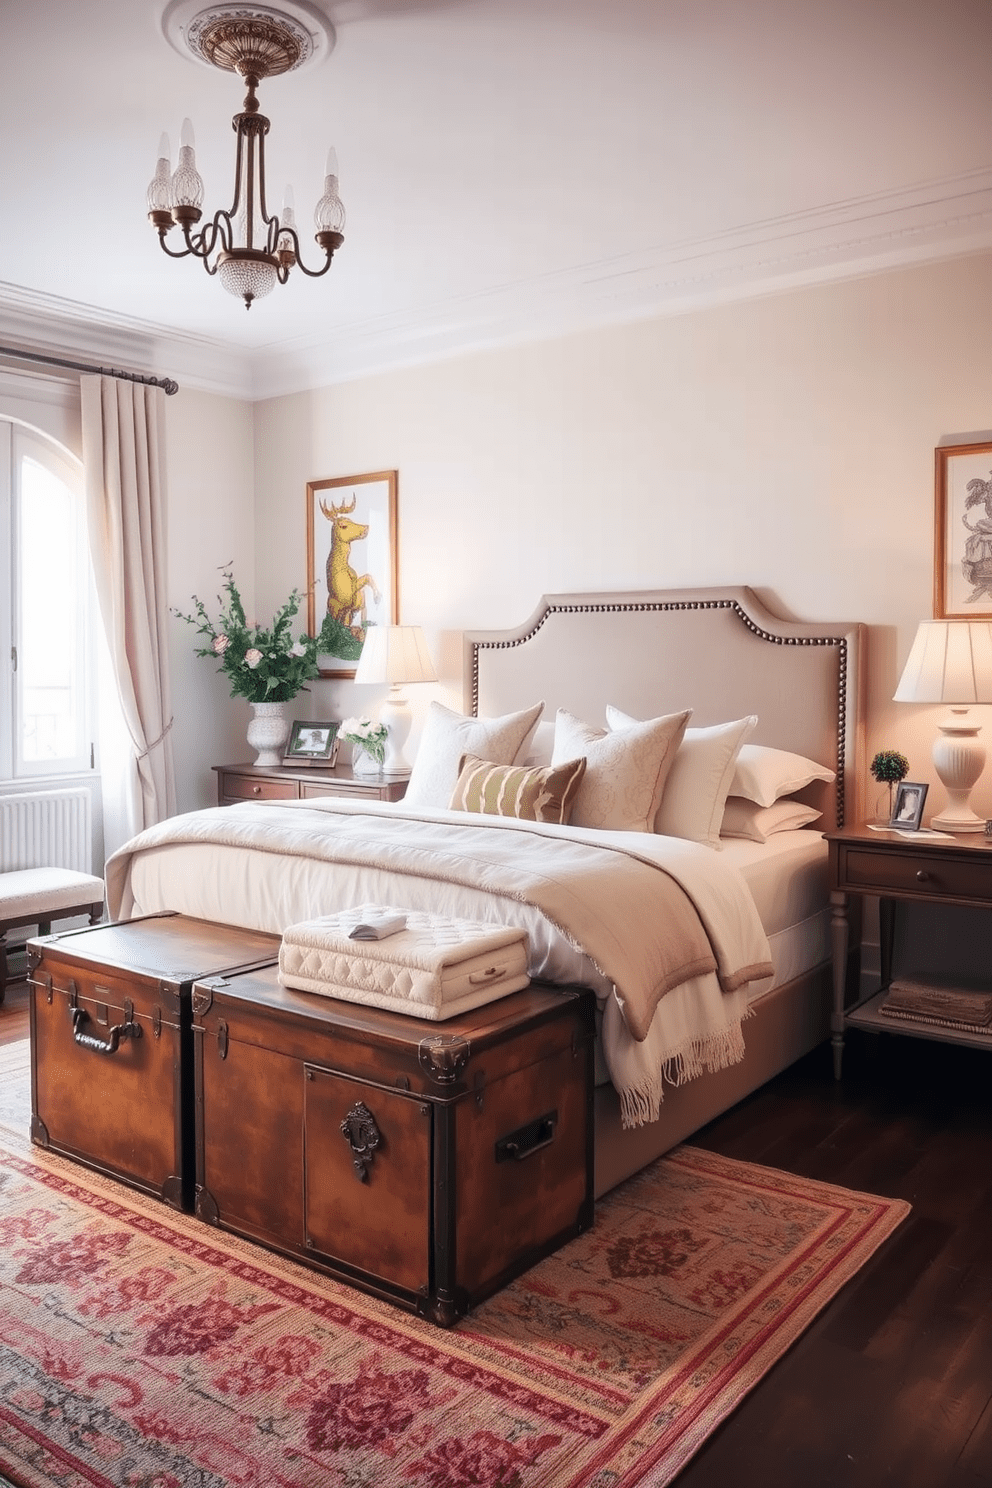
[108,586,864,1198]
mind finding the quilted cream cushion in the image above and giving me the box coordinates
[404,700,544,809]
[551,707,690,832]
[278,906,530,1019]
[450,752,587,824]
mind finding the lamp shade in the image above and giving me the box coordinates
[353,626,437,687]
[893,621,992,704]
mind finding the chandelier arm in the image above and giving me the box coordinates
[292,249,336,280]
[156,232,200,261]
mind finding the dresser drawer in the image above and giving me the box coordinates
[840,846,992,905]
[220,773,299,802]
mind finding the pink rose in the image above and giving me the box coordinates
[212,634,230,654]
[244,648,263,669]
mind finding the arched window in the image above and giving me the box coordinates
[0,418,93,779]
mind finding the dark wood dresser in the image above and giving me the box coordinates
[213,762,408,805]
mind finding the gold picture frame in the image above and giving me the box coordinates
[934,441,992,618]
[306,471,398,678]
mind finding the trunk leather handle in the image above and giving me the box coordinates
[71,1006,141,1055]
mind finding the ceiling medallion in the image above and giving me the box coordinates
[148,4,343,309]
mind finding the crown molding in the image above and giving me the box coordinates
[0,284,253,400]
[248,165,992,398]
[4,165,992,404]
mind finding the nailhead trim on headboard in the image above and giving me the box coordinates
[469,597,850,828]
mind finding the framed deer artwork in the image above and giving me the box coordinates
[305,471,399,677]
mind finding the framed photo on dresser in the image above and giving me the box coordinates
[284,720,340,767]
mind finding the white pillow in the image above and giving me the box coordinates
[405,700,544,809]
[720,795,822,843]
[552,706,690,833]
[521,719,555,768]
[614,712,757,849]
[731,744,835,809]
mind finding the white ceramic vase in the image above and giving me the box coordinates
[246,700,290,767]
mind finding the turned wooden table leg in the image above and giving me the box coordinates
[830,888,849,1080]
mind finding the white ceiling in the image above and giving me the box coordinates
[3,0,992,400]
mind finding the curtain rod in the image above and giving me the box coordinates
[0,345,179,396]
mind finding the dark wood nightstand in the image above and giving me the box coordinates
[826,823,992,1076]
[213,762,408,806]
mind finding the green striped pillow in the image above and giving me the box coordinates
[450,752,587,824]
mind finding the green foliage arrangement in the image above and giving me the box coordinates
[340,716,389,765]
[869,750,910,784]
[174,569,340,704]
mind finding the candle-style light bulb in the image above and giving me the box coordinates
[278,184,297,261]
[146,132,173,214]
[314,146,345,235]
[171,116,204,211]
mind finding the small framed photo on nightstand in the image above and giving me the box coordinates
[284,720,340,767]
[890,781,928,830]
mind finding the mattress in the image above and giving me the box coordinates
[126,824,828,999]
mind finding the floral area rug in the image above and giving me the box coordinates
[0,1042,909,1488]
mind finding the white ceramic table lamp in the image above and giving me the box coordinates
[354,625,437,774]
[893,620,992,832]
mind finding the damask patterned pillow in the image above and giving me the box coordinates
[449,753,587,824]
[551,707,690,833]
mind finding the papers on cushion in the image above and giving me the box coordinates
[346,909,408,940]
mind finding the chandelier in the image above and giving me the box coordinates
[146,6,344,309]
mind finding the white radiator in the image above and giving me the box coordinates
[0,789,92,874]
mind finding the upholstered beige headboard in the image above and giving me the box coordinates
[464,587,865,828]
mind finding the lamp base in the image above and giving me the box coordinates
[930,804,986,833]
[931,710,986,834]
[380,688,413,775]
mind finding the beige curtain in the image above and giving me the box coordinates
[81,375,176,844]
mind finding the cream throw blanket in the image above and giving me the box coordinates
[107,797,772,1043]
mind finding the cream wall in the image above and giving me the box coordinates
[244,251,992,823]
[166,386,255,813]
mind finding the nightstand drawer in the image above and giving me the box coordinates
[221,774,298,802]
[301,780,407,802]
[841,847,992,905]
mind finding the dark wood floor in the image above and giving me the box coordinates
[683,1028,992,1488]
[3,979,991,1487]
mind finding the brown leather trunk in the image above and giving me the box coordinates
[191,965,596,1325]
[28,914,280,1209]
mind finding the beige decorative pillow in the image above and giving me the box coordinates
[404,700,545,809]
[609,709,757,849]
[450,753,587,824]
[551,707,690,832]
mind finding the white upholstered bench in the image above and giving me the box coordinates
[0,868,104,1004]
